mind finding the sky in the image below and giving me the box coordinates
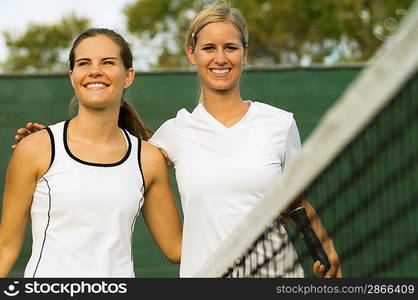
[0,0,157,71]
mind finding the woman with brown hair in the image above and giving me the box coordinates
[0,28,182,277]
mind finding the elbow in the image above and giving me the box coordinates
[165,252,181,265]
[168,255,181,265]
[166,240,182,264]
[0,245,20,277]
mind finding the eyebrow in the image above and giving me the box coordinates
[75,57,118,62]
[200,42,240,46]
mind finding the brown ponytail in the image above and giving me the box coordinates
[119,100,153,140]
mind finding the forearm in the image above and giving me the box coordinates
[297,200,341,277]
[286,195,330,243]
[143,212,182,264]
[300,201,332,246]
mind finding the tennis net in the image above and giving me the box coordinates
[194,1,418,278]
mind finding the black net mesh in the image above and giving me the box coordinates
[222,71,418,278]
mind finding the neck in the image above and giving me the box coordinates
[202,87,243,114]
[71,105,121,144]
[201,87,250,127]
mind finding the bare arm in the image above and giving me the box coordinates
[0,130,50,276]
[140,141,182,264]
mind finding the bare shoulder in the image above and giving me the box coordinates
[141,140,167,166]
[13,129,52,178]
[140,141,169,188]
[14,128,51,154]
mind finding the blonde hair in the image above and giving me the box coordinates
[185,1,249,103]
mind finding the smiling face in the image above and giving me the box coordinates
[187,21,248,95]
[69,35,134,110]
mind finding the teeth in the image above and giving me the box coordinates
[86,83,106,88]
[211,69,230,74]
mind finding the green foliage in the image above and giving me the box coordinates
[123,0,414,67]
[2,14,90,72]
[124,0,208,68]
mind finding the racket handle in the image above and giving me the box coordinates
[288,207,331,273]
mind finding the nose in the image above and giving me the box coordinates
[213,49,227,65]
[88,64,103,77]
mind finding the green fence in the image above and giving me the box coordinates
[0,66,361,277]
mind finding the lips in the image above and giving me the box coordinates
[83,82,110,88]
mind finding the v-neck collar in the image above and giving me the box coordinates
[197,100,253,133]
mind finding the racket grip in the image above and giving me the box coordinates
[288,207,331,273]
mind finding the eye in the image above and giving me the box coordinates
[77,61,89,66]
[103,60,115,65]
[202,46,215,51]
[225,45,238,51]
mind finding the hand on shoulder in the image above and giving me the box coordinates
[12,128,52,180]
[12,122,46,150]
[14,128,49,151]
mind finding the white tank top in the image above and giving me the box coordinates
[24,120,145,278]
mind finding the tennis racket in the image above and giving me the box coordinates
[287,207,331,273]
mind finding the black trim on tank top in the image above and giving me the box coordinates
[130,193,144,263]
[133,138,145,262]
[33,177,52,277]
[44,127,55,169]
[137,138,146,189]
[63,119,132,167]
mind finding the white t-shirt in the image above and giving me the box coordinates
[150,101,303,277]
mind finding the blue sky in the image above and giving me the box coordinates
[0,0,157,70]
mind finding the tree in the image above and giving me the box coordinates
[123,0,414,67]
[2,14,90,72]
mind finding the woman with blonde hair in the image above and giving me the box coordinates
[149,1,341,278]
